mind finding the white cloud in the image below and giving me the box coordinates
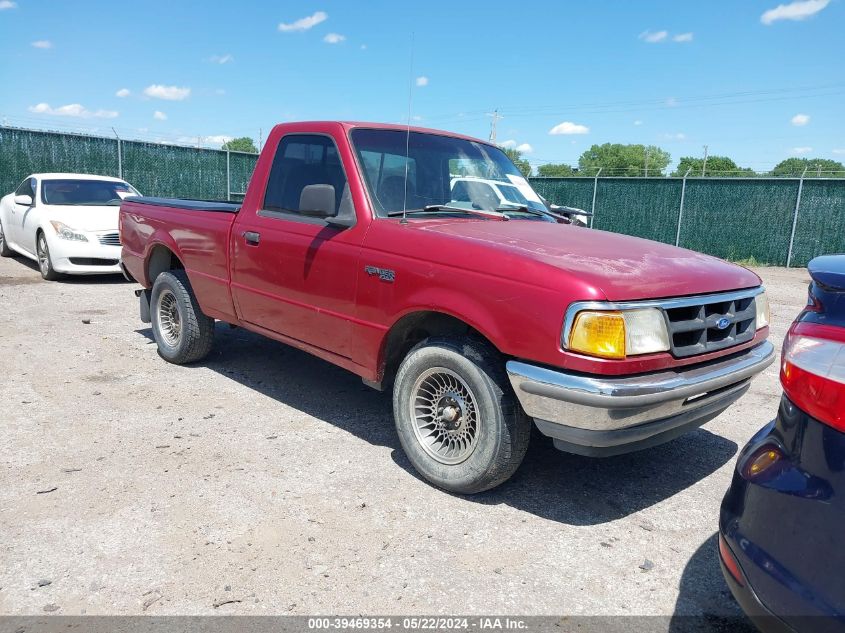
[663,132,686,140]
[499,139,517,149]
[549,121,589,135]
[673,32,694,42]
[666,97,679,107]
[0,1,18,9]
[792,146,813,154]
[323,33,345,44]
[416,76,428,87]
[214,88,226,95]
[360,44,367,50]
[143,84,190,101]
[278,10,327,32]
[634,120,643,126]
[761,0,829,24]
[791,113,810,126]
[115,88,130,98]
[210,53,233,64]
[516,143,533,153]
[176,135,234,147]
[28,103,118,119]
[833,149,845,155]
[31,40,52,49]
[639,30,668,43]
[153,111,167,120]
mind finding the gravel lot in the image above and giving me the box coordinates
[0,255,808,623]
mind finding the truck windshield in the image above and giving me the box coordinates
[350,129,548,218]
[41,179,140,206]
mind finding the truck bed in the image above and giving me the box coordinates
[123,196,240,213]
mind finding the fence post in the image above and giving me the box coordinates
[675,168,692,247]
[786,167,808,268]
[226,149,231,201]
[112,127,122,179]
[590,167,602,228]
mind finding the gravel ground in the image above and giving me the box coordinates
[0,255,809,622]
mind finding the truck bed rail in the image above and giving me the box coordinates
[124,196,240,213]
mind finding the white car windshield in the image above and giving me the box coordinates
[351,129,548,218]
[41,179,140,206]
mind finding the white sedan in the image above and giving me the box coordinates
[0,173,141,280]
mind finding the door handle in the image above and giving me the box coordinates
[242,231,260,245]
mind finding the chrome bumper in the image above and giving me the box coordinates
[506,341,776,456]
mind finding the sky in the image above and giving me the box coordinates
[0,0,843,172]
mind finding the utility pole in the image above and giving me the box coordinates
[258,127,263,153]
[644,147,650,177]
[487,109,502,143]
[701,145,709,177]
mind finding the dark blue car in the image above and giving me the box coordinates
[720,255,845,633]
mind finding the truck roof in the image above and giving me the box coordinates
[274,121,491,147]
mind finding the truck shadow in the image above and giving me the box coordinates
[139,323,739,527]
[668,533,756,632]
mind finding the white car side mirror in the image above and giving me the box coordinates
[14,194,33,206]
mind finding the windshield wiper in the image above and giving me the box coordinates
[494,204,556,220]
[387,205,508,221]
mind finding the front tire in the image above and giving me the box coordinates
[0,219,14,257]
[393,337,531,494]
[150,270,214,364]
[36,232,61,281]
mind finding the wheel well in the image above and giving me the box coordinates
[146,245,184,285]
[379,311,497,388]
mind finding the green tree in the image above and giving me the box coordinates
[221,137,258,153]
[537,163,577,177]
[771,157,845,177]
[578,143,670,177]
[672,156,756,177]
[501,147,532,177]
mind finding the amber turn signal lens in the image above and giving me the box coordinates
[568,311,626,359]
[742,445,784,479]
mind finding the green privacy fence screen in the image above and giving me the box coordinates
[529,176,845,267]
[2,126,844,267]
[0,126,258,203]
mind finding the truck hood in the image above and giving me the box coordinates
[41,204,119,232]
[415,220,761,301]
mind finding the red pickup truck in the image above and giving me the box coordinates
[120,121,775,493]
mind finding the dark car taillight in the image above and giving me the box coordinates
[719,534,744,587]
[780,321,845,431]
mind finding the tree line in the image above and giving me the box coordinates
[503,144,845,178]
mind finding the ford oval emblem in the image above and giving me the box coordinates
[716,317,731,330]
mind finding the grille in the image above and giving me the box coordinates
[69,258,119,266]
[97,232,121,246]
[664,292,757,358]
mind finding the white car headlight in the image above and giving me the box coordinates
[755,290,770,330]
[50,221,88,242]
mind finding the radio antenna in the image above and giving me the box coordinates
[401,32,415,224]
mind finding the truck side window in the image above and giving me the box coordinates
[263,134,349,216]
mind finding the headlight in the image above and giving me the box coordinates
[755,290,770,330]
[50,221,88,242]
[567,308,670,359]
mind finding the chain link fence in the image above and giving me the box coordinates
[2,126,843,267]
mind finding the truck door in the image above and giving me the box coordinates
[230,133,363,359]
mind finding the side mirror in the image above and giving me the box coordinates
[299,184,336,218]
[14,194,33,206]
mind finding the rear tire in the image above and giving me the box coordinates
[36,232,61,281]
[150,270,214,364]
[0,219,13,257]
[392,337,531,494]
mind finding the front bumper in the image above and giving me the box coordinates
[48,234,121,275]
[506,340,775,456]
